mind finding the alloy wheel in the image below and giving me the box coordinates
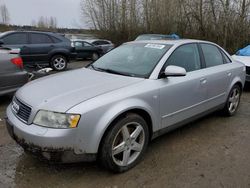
[111,122,145,167]
[53,57,66,70]
[228,87,240,114]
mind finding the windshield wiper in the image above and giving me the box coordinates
[101,68,135,77]
[88,64,105,72]
[89,64,135,77]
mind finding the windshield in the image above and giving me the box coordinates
[90,43,172,78]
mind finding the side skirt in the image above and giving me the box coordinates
[151,103,225,140]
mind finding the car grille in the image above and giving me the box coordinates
[246,66,250,75]
[12,97,32,123]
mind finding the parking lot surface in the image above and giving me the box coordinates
[1,61,250,188]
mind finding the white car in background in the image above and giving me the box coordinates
[85,39,115,54]
[232,55,250,83]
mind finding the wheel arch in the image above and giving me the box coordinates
[234,81,243,91]
[228,77,244,95]
[49,52,70,62]
[97,108,154,155]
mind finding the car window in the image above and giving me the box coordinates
[3,33,28,45]
[92,43,172,78]
[165,44,201,72]
[201,44,224,67]
[30,33,53,44]
[83,42,92,47]
[92,41,100,45]
[99,41,110,45]
[51,36,62,43]
[221,50,232,63]
[74,41,83,47]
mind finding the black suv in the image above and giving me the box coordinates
[0,31,76,71]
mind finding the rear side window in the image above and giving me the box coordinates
[93,41,100,45]
[74,41,83,47]
[51,36,62,43]
[165,44,201,72]
[201,44,224,67]
[30,33,53,44]
[221,50,232,63]
[83,42,92,47]
[3,33,28,45]
[99,41,110,45]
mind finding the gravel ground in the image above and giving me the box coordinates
[0,61,250,188]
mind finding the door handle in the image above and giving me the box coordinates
[200,78,207,84]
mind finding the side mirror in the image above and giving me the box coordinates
[164,65,187,77]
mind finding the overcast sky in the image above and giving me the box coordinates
[0,0,87,28]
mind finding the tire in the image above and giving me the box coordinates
[50,55,68,71]
[92,53,99,61]
[222,85,241,116]
[99,113,149,173]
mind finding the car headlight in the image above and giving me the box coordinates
[33,110,81,129]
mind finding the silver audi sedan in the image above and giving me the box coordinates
[6,39,245,172]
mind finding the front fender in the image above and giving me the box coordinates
[73,97,159,154]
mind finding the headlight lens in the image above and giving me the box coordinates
[33,110,81,129]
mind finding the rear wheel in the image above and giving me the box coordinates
[50,55,68,71]
[222,85,241,116]
[99,113,149,173]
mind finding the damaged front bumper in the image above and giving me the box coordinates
[5,106,96,163]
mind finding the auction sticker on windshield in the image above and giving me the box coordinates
[145,44,165,49]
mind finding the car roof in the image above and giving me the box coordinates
[1,30,56,35]
[85,39,111,43]
[128,39,216,46]
[71,39,92,43]
[0,30,69,41]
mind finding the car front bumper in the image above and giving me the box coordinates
[5,105,96,163]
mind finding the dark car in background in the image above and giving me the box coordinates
[0,48,29,96]
[85,39,114,53]
[71,39,103,61]
[0,31,76,71]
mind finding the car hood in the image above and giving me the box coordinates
[16,68,143,112]
[232,55,250,67]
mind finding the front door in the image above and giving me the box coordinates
[159,43,208,128]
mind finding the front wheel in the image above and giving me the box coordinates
[99,113,149,173]
[50,55,68,71]
[222,85,241,116]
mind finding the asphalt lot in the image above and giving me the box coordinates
[1,61,250,188]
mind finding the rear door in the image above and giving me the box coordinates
[75,41,97,58]
[74,41,86,58]
[27,33,55,64]
[159,43,208,128]
[199,43,232,108]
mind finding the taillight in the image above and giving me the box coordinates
[11,57,23,69]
